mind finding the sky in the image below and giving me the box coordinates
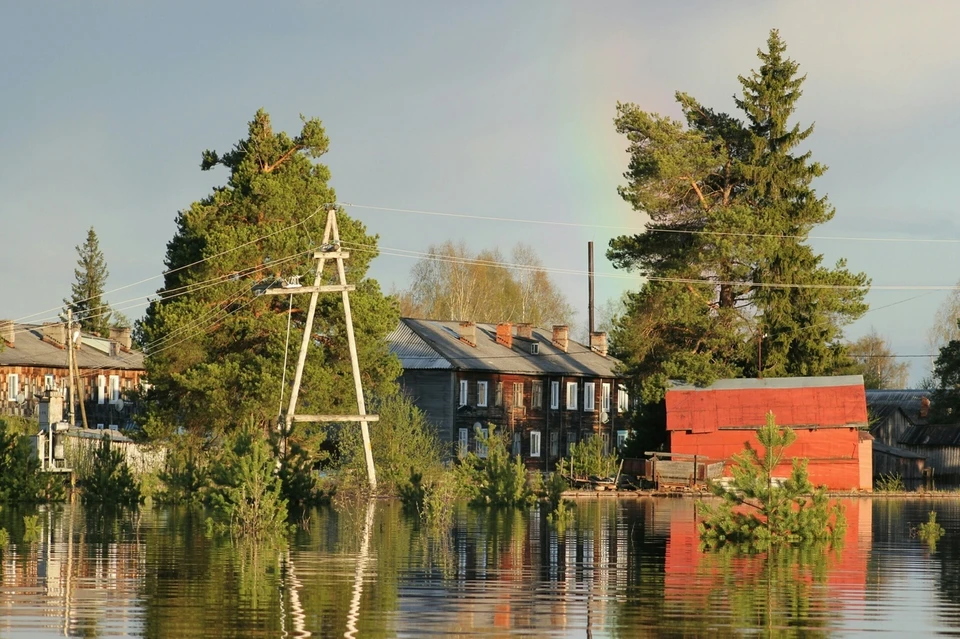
[2,1,959,385]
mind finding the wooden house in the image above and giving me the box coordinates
[665,376,872,491]
[865,389,929,482]
[387,319,628,469]
[0,320,145,429]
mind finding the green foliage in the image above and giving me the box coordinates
[82,434,141,507]
[698,412,845,550]
[138,109,401,453]
[455,425,535,508]
[157,437,209,505]
[916,511,945,550]
[336,393,446,497]
[0,528,8,549]
[64,226,112,336]
[401,240,574,327]
[931,326,960,421]
[608,30,868,429]
[543,472,568,509]
[562,435,619,479]
[0,419,62,503]
[207,428,289,540]
[400,469,465,530]
[22,514,42,544]
[546,499,575,532]
[875,472,906,493]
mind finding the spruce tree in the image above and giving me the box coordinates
[138,110,401,454]
[608,30,868,408]
[65,227,112,336]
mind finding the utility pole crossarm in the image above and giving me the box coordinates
[291,414,380,423]
[261,284,355,295]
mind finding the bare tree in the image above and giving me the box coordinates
[848,329,910,389]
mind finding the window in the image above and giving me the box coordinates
[6,374,18,402]
[530,343,539,355]
[495,381,503,407]
[459,380,468,407]
[96,423,104,430]
[475,424,488,458]
[109,375,121,403]
[618,385,630,413]
[549,431,559,458]
[477,381,488,407]
[566,431,577,456]
[97,375,106,405]
[459,428,469,457]
[512,432,521,456]
[530,431,541,457]
[584,382,595,412]
[44,374,56,391]
[550,381,559,410]
[532,381,543,409]
[617,430,629,450]
[566,382,578,410]
[602,383,611,412]
[513,382,524,408]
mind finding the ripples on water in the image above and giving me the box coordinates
[2,498,960,637]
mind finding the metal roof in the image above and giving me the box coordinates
[872,439,926,460]
[865,389,931,426]
[669,375,865,392]
[389,318,621,378]
[0,324,144,371]
[899,424,960,447]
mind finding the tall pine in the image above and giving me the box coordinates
[65,227,112,336]
[609,30,868,410]
[138,110,401,448]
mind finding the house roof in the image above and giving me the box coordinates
[865,389,931,427]
[899,424,960,447]
[388,318,621,378]
[0,324,144,371]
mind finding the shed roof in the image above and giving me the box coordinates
[388,318,620,378]
[669,375,865,392]
[0,324,144,371]
[865,389,931,426]
[899,424,960,447]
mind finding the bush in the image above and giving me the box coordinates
[563,435,619,480]
[157,436,209,505]
[455,425,535,508]
[337,394,446,496]
[82,434,141,507]
[0,419,62,503]
[207,428,288,540]
[875,473,905,492]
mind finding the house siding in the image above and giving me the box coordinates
[399,369,456,446]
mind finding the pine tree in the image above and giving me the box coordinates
[137,110,401,453]
[608,30,868,407]
[64,227,112,336]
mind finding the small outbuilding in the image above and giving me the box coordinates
[665,375,872,491]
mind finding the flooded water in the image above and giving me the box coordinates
[2,497,960,637]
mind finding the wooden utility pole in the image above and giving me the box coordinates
[66,310,76,426]
[263,209,378,490]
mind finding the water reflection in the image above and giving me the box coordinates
[5,498,960,636]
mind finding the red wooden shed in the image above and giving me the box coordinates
[665,375,872,491]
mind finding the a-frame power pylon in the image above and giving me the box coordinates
[263,208,377,489]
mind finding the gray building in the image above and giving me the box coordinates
[387,318,627,468]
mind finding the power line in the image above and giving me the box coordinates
[338,201,960,245]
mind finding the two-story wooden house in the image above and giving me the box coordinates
[0,320,145,429]
[387,318,628,469]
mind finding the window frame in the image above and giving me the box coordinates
[459,379,468,407]
[550,381,559,410]
[97,375,106,405]
[477,381,488,407]
[44,374,56,392]
[565,381,578,410]
[617,385,629,413]
[530,430,541,458]
[601,383,611,412]
[458,427,469,457]
[6,374,18,402]
[495,381,503,407]
[532,381,543,409]
[512,382,524,408]
[584,382,595,412]
[109,374,121,403]
[475,424,489,458]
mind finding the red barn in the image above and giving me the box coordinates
[666,376,872,491]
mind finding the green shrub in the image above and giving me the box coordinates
[157,437,209,505]
[875,473,905,492]
[22,514,42,543]
[917,511,945,550]
[82,434,141,507]
[563,435,619,479]
[336,394,446,497]
[207,428,288,540]
[455,425,535,508]
[0,419,62,503]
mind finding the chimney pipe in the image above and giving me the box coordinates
[0,320,13,346]
[496,323,513,349]
[920,396,931,419]
[590,331,608,357]
[552,325,569,353]
[588,241,595,336]
[459,321,477,347]
[42,322,67,349]
[516,323,533,339]
[110,327,133,351]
